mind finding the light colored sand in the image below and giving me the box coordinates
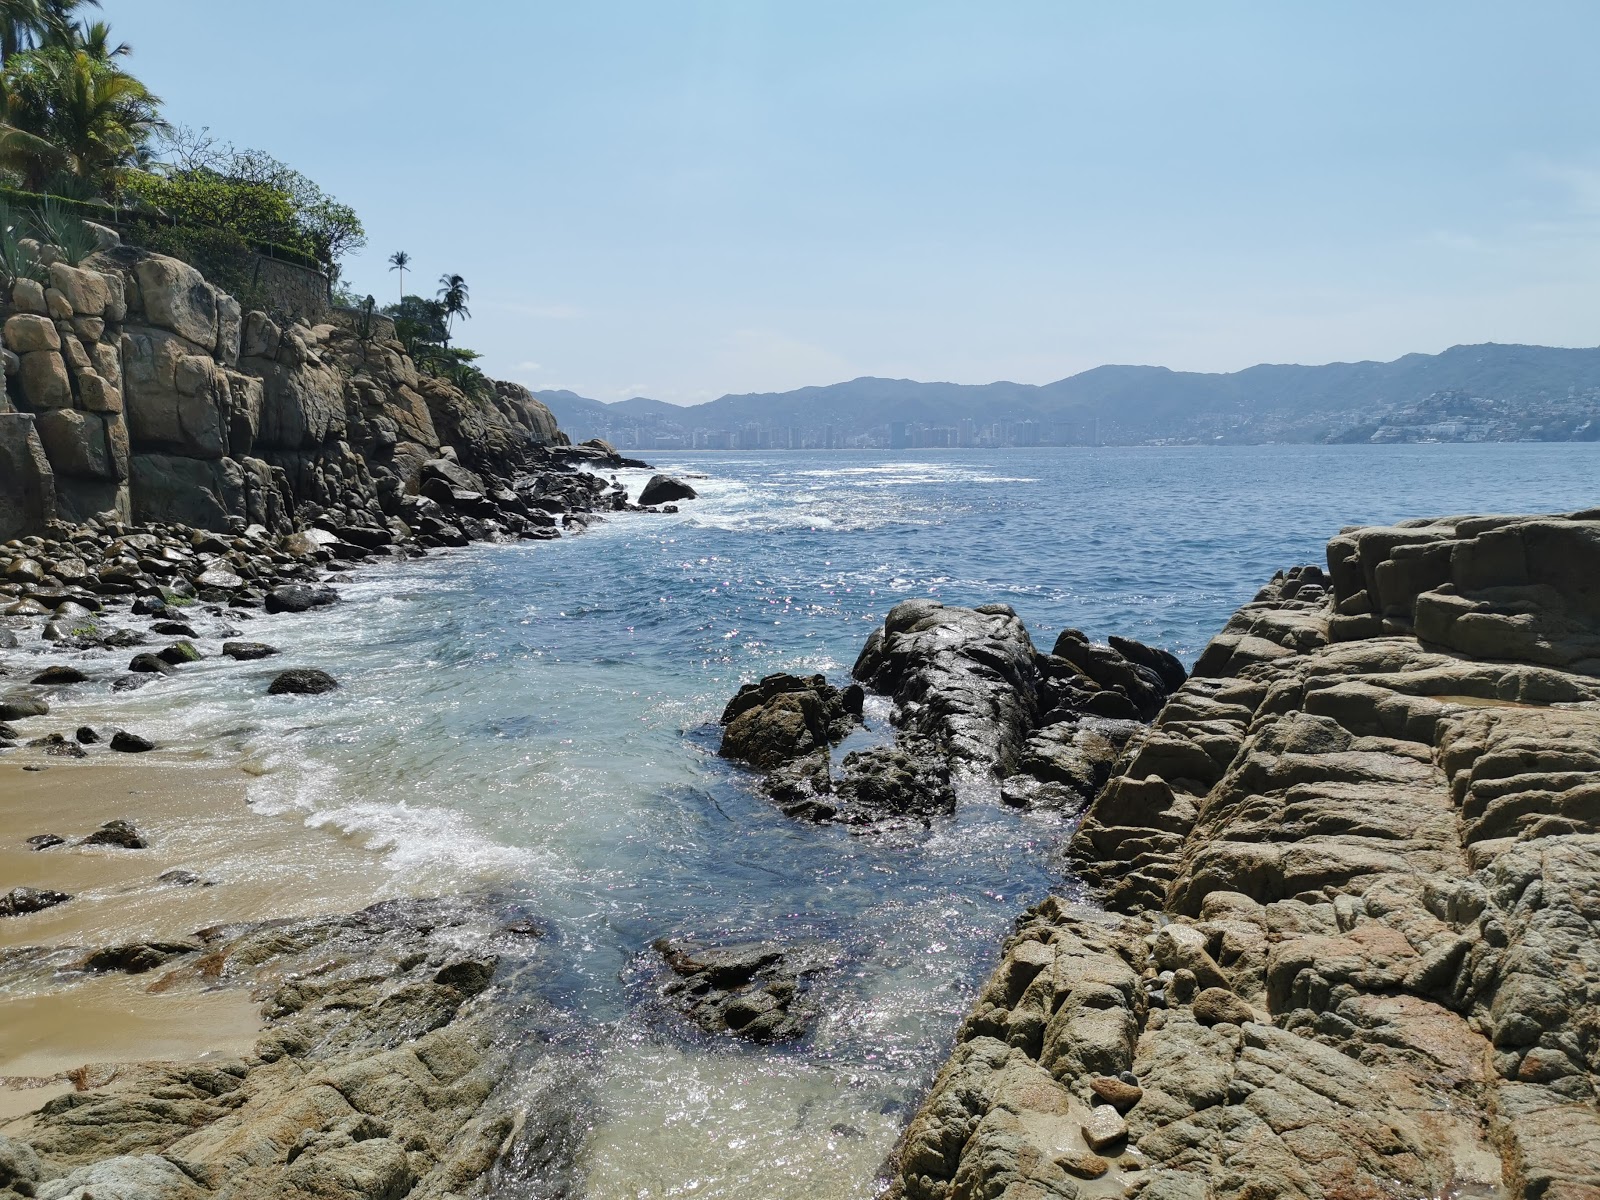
[0,760,387,950]
[0,758,395,1092]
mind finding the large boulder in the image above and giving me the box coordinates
[120,326,228,458]
[131,253,218,348]
[35,408,120,480]
[0,412,56,538]
[718,673,862,769]
[638,474,697,506]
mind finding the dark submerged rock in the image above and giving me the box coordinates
[268,668,339,695]
[80,819,148,849]
[0,886,71,916]
[652,937,833,1042]
[264,583,339,614]
[223,640,278,660]
[110,730,155,753]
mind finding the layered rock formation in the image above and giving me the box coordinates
[0,899,578,1200]
[0,228,574,539]
[886,510,1600,1200]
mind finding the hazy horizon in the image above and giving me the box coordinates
[135,1,1600,404]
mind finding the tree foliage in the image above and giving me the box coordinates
[131,125,366,276]
[0,41,162,190]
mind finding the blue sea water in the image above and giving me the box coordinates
[60,444,1600,1196]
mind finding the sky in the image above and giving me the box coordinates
[128,1,1600,405]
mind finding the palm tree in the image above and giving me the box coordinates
[437,272,470,346]
[56,18,127,60]
[388,249,409,301]
[0,0,95,65]
[2,45,164,192]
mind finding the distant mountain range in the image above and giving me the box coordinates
[537,343,1600,447]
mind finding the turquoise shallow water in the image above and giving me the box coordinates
[47,443,1600,1196]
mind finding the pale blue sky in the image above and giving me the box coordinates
[130,1,1600,403]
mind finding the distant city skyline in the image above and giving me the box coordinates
[135,1,1600,404]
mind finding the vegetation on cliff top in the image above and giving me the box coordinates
[0,0,365,286]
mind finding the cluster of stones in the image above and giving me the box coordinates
[0,899,568,1200]
[718,600,1186,827]
[886,509,1600,1200]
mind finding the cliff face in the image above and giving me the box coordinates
[888,510,1600,1200]
[0,230,565,538]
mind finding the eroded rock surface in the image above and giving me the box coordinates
[884,511,1600,1200]
[0,898,569,1200]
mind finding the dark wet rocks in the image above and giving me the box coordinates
[721,600,1184,828]
[79,819,146,848]
[0,695,48,720]
[127,651,173,675]
[222,640,278,660]
[25,833,65,850]
[156,639,202,665]
[263,582,339,614]
[267,667,339,695]
[109,730,154,753]
[78,941,201,974]
[29,664,87,685]
[718,672,862,769]
[0,886,70,916]
[652,937,833,1042]
[884,508,1600,1200]
[638,473,698,506]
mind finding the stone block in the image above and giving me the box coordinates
[19,349,71,408]
[4,313,59,353]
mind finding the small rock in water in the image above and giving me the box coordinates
[128,652,174,675]
[264,583,339,614]
[110,730,155,753]
[223,640,278,661]
[30,664,87,684]
[1055,1150,1110,1179]
[79,941,199,974]
[638,473,698,506]
[267,668,339,695]
[157,868,205,887]
[26,833,65,850]
[156,640,202,665]
[0,696,48,720]
[75,725,100,744]
[151,620,198,637]
[0,886,71,916]
[1081,1104,1128,1152]
[80,819,147,849]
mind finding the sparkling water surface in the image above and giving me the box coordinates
[54,444,1600,1196]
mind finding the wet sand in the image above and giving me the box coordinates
[0,757,395,1102]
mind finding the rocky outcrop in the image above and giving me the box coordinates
[650,938,835,1043]
[885,509,1600,1200]
[719,601,1184,827]
[0,229,583,541]
[0,899,564,1200]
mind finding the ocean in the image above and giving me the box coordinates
[47,443,1600,1196]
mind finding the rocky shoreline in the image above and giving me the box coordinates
[881,508,1600,1200]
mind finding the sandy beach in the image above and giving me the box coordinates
[0,756,396,1118]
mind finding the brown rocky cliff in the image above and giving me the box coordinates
[887,510,1600,1200]
[0,229,565,537]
